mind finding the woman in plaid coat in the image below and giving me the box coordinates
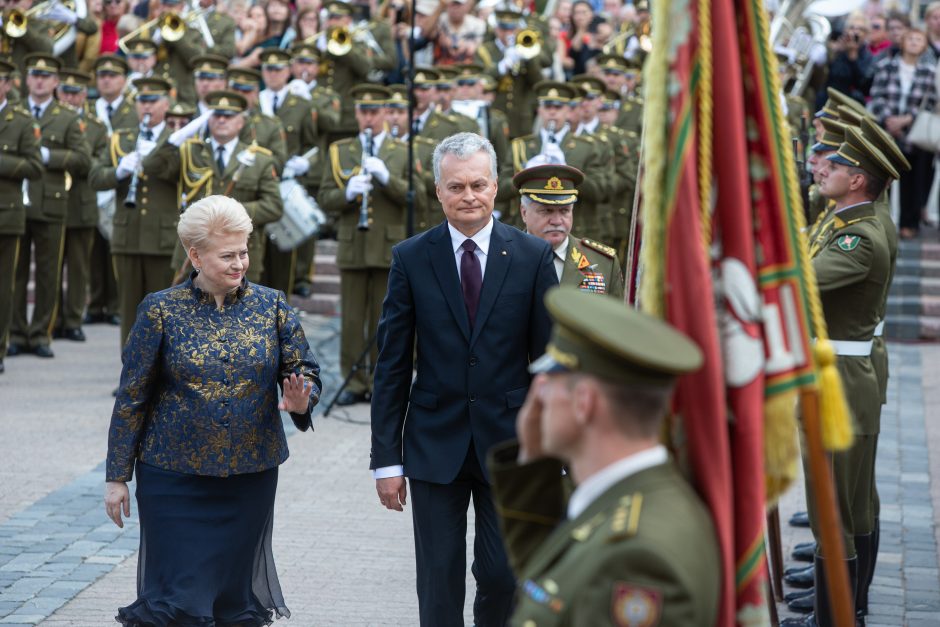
[868,28,938,238]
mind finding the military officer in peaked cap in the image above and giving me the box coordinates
[227,66,287,170]
[149,0,208,105]
[515,165,624,300]
[165,100,197,131]
[411,67,463,142]
[0,59,43,374]
[781,128,898,627]
[10,54,91,360]
[123,38,160,93]
[93,55,138,133]
[383,84,434,233]
[594,54,644,135]
[488,286,720,626]
[192,54,229,117]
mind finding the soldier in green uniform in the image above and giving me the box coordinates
[781,128,898,627]
[88,77,177,347]
[191,54,228,117]
[0,59,43,373]
[597,89,639,262]
[150,0,208,105]
[515,164,624,299]
[10,54,91,359]
[506,81,608,236]
[123,37,161,96]
[474,8,545,138]
[432,66,478,133]
[196,0,237,59]
[453,63,511,165]
[488,286,720,626]
[165,100,196,130]
[595,54,644,135]
[0,0,53,98]
[411,67,463,142]
[384,84,434,233]
[93,55,137,132]
[318,84,410,406]
[227,67,287,170]
[53,69,108,342]
[145,90,283,288]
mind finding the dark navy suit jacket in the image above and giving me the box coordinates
[370,219,558,484]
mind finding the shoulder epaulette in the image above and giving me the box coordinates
[247,144,273,157]
[415,136,436,146]
[606,493,643,543]
[581,238,617,258]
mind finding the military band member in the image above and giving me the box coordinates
[474,7,544,138]
[227,67,287,170]
[488,287,719,626]
[0,0,54,97]
[54,69,108,342]
[196,0,237,59]
[10,54,91,359]
[150,0,208,105]
[319,84,409,406]
[598,88,639,260]
[781,128,898,627]
[384,84,433,232]
[145,90,283,287]
[411,67,462,141]
[0,59,43,374]
[507,81,608,235]
[37,0,98,70]
[454,64,511,164]
[515,165,624,299]
[88,77,177,347]
[192,54,228,116]
[595,54,644,135]
[165,100,196,131]
[93,55,137,133]
[123,38,159,90]
[432,65,478,133]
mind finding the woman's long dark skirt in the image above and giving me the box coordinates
[116,462,289,626]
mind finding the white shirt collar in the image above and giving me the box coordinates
[834,200,871,214]
[209,136,240,163]
[540,123,568,145]
[567,445,669,520]
[140,120,165,138]
[449,216,494,256]
[28,96,52,118]
[552,236,568,281]
[553,236,569,259]
[360,130,387,156]
[577,117,599,135]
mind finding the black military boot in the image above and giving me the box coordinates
[855,533,874,617]
[784,563,815,588]
[815,555,859,627]
[792,540,817,562]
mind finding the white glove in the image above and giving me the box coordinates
[116,152,141,180]
[40,146,50,164]
[498,46,521,74]
[44,3,78,24]
[169,109,213,147]
[236,149,256,168]
[286,155,310,176]
[151,29,163,45]
[362,156,390,185]
[316,34,327,52]
[136,138,156,157]
[525,154,550,168]
[287,79,312,100]
[542,142,566,164]
[345,173,373,202]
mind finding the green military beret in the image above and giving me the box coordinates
[827,126,900,182]
[260,49,292,69]
[192,54,229,80]
[25,53,61,75]
[227,67,262,91]
[95,55,129,76]
[58,69,91,93]
[513,164,583,205]
[859,117,911,174]
[534,80,578,104]
[812,117,847,153]
[530,287,703,384]
[572,74,606,97]
[385,84,409,109]
[350,84,390,108]
[133,77,172,101]
[204,89,248,114]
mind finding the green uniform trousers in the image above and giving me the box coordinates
[0,235,20,359]
[261,238,296,296]
[114,253,174,348]
[59,227,95,331]
[293,236,317,292]
[88,230,119,317]
[340,267,389,394]
[12,220,66,349]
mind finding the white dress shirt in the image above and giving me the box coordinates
[372,216,496,481]
[413,106,434,134]
[209,136,240,170]
[552,236,568,282]
[359,130,387,157]
[95,95,124,132]
[259,85,290,116]
[567,445,669,520]
[540,123,568,146]
[576,117,600,136]
[27,96,53,119]
[138,120,165,141]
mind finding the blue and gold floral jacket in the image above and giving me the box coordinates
[106,275,322,482]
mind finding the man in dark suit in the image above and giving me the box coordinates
[370,132,558,627]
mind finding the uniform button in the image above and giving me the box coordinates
[469,356,477,366]
[469,394,476,402]
[54,192,60,198]
[140,209,147,215]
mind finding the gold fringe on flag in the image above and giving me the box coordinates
[764,390,799,504]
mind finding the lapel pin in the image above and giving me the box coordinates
[501,250,507,256]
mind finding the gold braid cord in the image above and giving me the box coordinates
[180,139,214,205]
[697,0,713,248]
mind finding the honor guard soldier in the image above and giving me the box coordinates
[94,55,138,132]
[258,49,320,295]
[10,54,91,360]
[432,66,479,133]
[195,0,237,59]
[411,67,462,141]
[598,88,639,260]
[0,59,43,374]
[146,90,283,286]
[488,286,720,626]
[515,165,623,299]
[474,7,545,138]
[0,0,53,98]
[454,64,511,165]
[595,54,644,134]
[88,77,177,347]
[149,0,209,105]
[227,67,288,170]
[317,0,383,141]
[507,81,608,235]
[384,84,434,232]
[54,69,108,342]
[192,54,229,116]
[781,128,898,627]
[318,84,410,406]
[124,38,160,91]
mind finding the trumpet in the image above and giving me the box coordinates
[3,0,56,39]
[358,128,373,231]
[117,12,186,54]
[303,24,377,57]
[516,28,541,61]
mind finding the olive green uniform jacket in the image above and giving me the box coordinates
[155,28,206,105]
[28,102,92,223]
[872,194,895,404]
[318,135,409,269]
[489,443,720,627]
[414,108,462,143]
[559,236,624,300]
[0,103,43,236]
[241,108,288,173]
[614,95,643,135]
[475,41,544,138]
[320,46,377,134]
[68,112,109,229]
[205,10,237,60]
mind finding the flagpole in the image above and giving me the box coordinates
[799,389,855,627]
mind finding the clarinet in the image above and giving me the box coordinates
[357,128,373,231]
[124,113,152,209]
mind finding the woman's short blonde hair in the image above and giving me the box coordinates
[177,195,254,250]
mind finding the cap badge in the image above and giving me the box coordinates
[545,176,563,190]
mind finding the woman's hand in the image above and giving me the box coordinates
[104,481,130,528]
[279,373,312,414]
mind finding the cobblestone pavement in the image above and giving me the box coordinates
[1,313,938,626]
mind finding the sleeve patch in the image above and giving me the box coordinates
[836,234,861,251]
[611,583,663,627]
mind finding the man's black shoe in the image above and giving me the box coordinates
[106,314,120,326]
[52,328,64,339]
[84,312,105,324]
[785,588,813,603]
[34,345,54,358]
[293,284,312,298]
[792,541,816,562]
[784,564,814,588]
[789,511,810,527]
[7,343,26,356]
[335,391,370,406]
[787,590,815,613]
[780,615,816,627]
[785,563,813,577]
[63,328,86,342]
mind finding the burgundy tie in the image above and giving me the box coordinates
[461,239,482,328]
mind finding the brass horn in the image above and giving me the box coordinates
[516,28,541,60]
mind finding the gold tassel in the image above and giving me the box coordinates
[814,340,854,451]
[764,390,799,505]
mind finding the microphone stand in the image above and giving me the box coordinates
[406,0,416,237]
